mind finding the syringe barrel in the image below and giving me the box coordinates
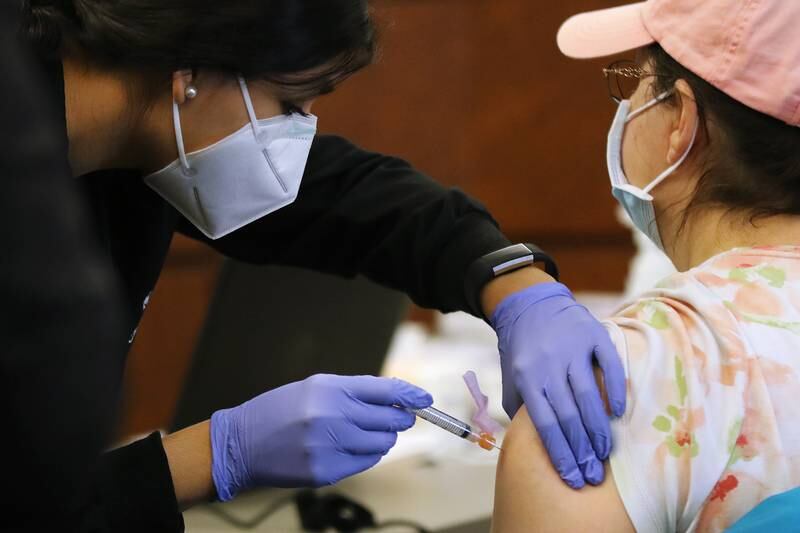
[408,406,473,440]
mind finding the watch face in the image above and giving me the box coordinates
[493,254,535,277]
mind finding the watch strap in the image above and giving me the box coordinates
[464,243,559,319]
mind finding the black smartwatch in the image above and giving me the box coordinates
[464,243,560,319]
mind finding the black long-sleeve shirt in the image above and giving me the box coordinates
[22,40,513,533]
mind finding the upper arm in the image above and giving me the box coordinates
[492,406,635,533]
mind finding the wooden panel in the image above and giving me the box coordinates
[316,0,629,241]
[118,236,222,437]
[545,241,634,293]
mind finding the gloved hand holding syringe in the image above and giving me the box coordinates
[404,371,504,452]
[210,371,499,505]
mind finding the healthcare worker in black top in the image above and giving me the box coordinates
[13,0,628,530]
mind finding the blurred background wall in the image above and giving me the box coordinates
[119,0,631,439]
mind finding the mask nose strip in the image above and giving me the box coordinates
[192,187,212,229]
[262,148,288,193]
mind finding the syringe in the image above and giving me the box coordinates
[407,406,502,451]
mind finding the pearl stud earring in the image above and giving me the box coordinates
[185,85,198,100]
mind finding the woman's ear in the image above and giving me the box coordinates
[172,69,194,105]
[667,79,698,164]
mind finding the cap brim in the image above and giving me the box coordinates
[557,2,654,59]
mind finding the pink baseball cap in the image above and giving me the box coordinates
[557,0,800,127]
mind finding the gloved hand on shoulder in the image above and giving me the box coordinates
[492,282,626,489]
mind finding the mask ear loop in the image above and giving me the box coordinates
[172,77,258,176]
[642,117,700,195]
[237,76,260,138]
[172,101,193,176]
[626,90,674,123]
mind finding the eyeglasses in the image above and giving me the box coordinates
[603,60,657,103]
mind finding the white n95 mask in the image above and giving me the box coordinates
[606,91,697,252]
[145,76,318,240]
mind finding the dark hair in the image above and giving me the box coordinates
[22,0,376,103]
[642,44,800,226]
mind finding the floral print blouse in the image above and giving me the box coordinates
[605,246,800,532]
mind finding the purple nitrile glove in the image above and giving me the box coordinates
[491,282,626,489]
[210,374,433,501]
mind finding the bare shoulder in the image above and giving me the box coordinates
[491,406,635,533]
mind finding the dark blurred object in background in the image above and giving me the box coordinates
[0,1,125,529]
[172,263,408,431]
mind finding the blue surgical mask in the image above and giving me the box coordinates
[606,91,697,252]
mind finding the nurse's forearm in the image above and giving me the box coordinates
[163,420,216,510]
[481,266,556,318]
